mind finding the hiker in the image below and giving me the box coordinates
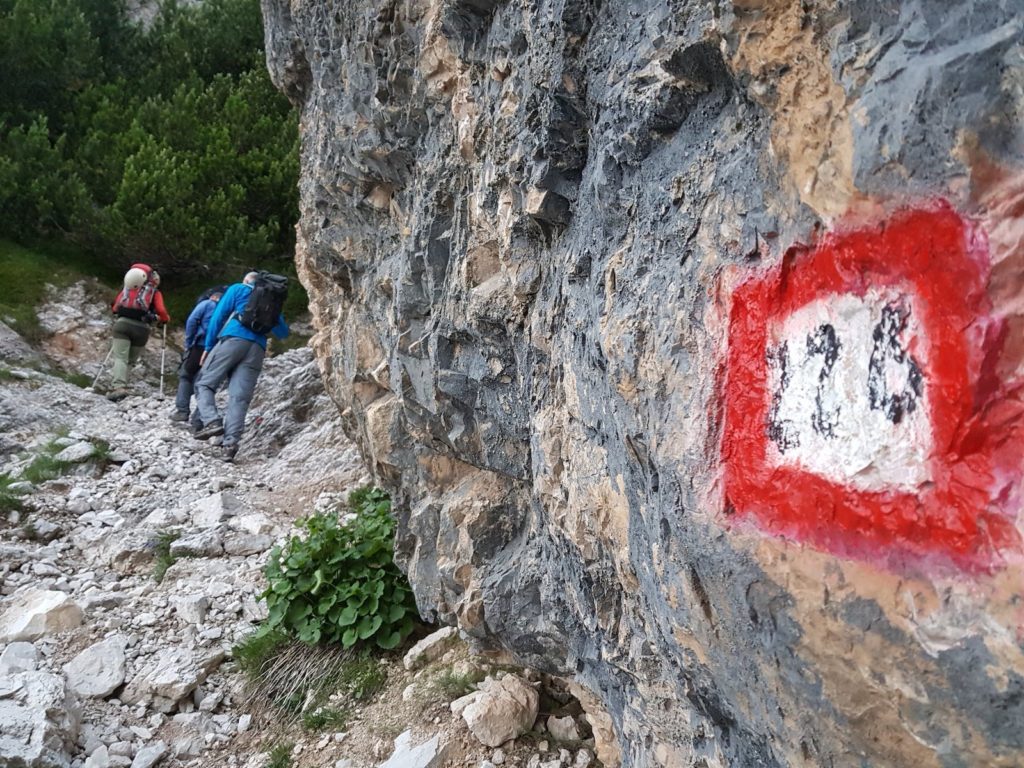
[171,286,225,425]
[107,264,169,401]
[194,271,289,461]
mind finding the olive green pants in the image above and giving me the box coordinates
[110,317,149,387]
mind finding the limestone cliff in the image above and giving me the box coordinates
[261,1,1024,765]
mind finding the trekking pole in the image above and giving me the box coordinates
[158,323,168,399]
[88,348,114,392]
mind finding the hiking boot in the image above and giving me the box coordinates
[170,411,189,423]
[106,388,130,402]
[194,420,224,440]
[219,443,238,462]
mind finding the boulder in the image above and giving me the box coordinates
[191,492,245,528]
[121,648,225,712]
[63,635,128,698]
[0,590,83,642]
[169,530,223,558]
[378,730,449,768]
[462,676,539,748]
[0,670,80,767]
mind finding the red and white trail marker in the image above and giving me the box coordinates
[722,203,1024,571]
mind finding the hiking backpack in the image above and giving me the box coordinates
[238,272,288,334]
[114,283,157,321]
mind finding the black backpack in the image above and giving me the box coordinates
[238,272,289,334]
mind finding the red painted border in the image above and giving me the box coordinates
[722,202,1023,571]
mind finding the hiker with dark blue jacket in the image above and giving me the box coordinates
[194,272,289,461]
[171,289,223,424]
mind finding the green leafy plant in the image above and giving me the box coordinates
[262,487,418,649]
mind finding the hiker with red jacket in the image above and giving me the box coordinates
[107,263,169,401]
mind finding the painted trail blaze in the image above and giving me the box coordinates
[722,204,1024,570]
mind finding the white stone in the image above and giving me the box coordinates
[172,595,209,624]
[403,626,459,671]
[222,532,273,556]
[55,441,96,463]
[67,498,92,515]
[378,730,449,768]
[462,675,539,748]
[63,635,128,698]
[130,741,168,768]
[0,670,80,767]
[122,648,225,712]
[0,641,39,674]
[192,492,245,528]
[449,690,483,717]
[231,513,275,535]
[85,744,111,768]
[0,589,83,642]
[237,714,252,733]
[574,749,593,767]
[491,749,505,765]
[546,715,580,742]
[169,530,223,558]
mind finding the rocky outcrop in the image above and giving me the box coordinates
[264,0,1024,765]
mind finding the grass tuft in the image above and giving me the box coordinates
[150,530,181,583]
[266,741,293,768]
[301,706,349,732]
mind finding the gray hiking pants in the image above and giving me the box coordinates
[110,318,149,387]
[196,337,265,447]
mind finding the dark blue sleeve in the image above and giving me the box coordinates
[184,302,206,349]
[205,286,237,350]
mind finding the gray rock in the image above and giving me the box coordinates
[130,741,168,768]
[85,745,111,768]
[378,730,450,768]
[0,642,39,674]
[171,595,209,624]
[191,492,244,528]
[121,648,225,712]
[462,676,539,748]
[29,519,62,542]
[0,589,83,642]
[7,481,34,494]
[402,626,458,672]
[67,498,92,515]
[63,635,127,698]
[222,532,273,556]
[546,715,580,743]
[0,670,80,767]
[169,530,223,558]
[54,441,96,464]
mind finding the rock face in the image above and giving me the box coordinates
[263,1,1024,765]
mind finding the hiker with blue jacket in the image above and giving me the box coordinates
[194,271,289,461]
[171,287,224,425]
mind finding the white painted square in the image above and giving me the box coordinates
[765,289,933,491]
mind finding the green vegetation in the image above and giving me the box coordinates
[261,487,420,649]
[266,741,293,768]
[150,529,181,583]
[301,706,349,732]
[0,239,119,340]
[0,473,28,515]
[420,665,487,702]
[0,0,298,282]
